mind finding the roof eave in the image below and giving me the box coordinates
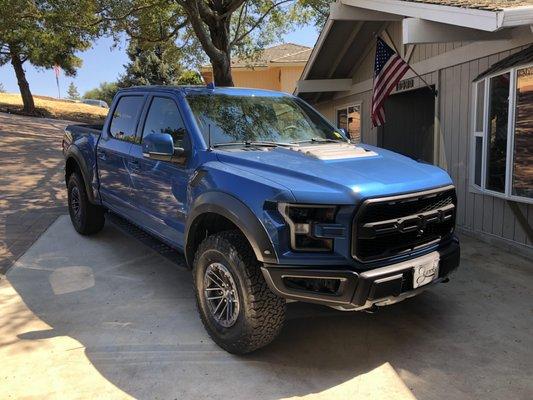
[342,0,533,31]
[296,18,335,93]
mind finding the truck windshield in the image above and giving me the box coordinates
[186,94,346,146]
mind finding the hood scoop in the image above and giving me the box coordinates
[289,143,377,160]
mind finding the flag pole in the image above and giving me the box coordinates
[377,34,438,98]
[407,64,438,97]
[56,75,60,99]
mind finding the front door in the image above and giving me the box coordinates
[129,96,191,247]
[97,95,145,217]
[380,86,435,163]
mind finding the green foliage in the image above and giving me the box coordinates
[0,0,99,72]
[100,0,325,85]
[118,40,184,87]
[67,83,80,100]
[176,70,203,85]
[83,82,119,106]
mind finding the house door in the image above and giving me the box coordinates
[380,86,435,163]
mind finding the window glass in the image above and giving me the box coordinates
[186,94,341,145]
[347,105,361,143]
[475,80,485,132]
[475,136,483,186]
[337,106,361,142]
[512,67,533,198]
[486,73,510,193]
[143,97,187,148]
[109,96,143,142]
[337,108,348,132]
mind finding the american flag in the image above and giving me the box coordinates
[371,38,410,127]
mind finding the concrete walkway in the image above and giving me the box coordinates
[0,112,68,274]
[2,216,532,400]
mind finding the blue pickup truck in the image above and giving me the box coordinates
[63,85,460,354]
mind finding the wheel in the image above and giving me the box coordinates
[193,230,285,354]
[67,172,105,235]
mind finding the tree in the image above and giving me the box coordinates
[0,83,5,93]
[101,0,322,87]
[177,70,203,85]
[0,0,99,114]
[119,40,184,87]
[67,83,80,100]
[83,82,119,106]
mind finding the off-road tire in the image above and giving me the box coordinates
[67,173,105,235]
[193,230,285,354]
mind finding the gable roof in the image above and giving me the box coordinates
[398,0,533,11]
[230,43,312,68]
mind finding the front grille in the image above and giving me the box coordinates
[352,186,456,262]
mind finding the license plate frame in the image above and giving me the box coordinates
[412,252,440,289]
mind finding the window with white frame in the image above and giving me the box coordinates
[471,64,533,203]
[336,103,361,143]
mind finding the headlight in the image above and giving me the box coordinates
[278,203,337,251]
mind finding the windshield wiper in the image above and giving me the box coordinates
[291,137,348,145]
[212,140,292,148]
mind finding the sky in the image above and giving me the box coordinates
[0,25,319,98]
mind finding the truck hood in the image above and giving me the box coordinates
[215,144,453,204]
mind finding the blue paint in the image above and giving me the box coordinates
[64,86,455,269]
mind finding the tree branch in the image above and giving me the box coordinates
[231,3,246,44]
[230,0,293,47]
[177,1,225,61]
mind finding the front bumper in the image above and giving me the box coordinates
[261,238,460,311]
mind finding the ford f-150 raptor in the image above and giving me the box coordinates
[63,85,460,354]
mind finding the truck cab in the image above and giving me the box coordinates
[63,85,460,354]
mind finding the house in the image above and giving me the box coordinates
[296,0,533,254]
[201,43,311,93]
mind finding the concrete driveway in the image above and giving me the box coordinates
[2,215,532,400]
[0,112,68,274]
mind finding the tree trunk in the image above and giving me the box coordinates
[211,56,234,87]
[10,49,35,115]
[207,17,234,86]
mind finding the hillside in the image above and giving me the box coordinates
[0,93,107,123]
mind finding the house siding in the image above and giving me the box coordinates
[312,28,532,250]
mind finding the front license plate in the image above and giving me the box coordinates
[412,253,440,289]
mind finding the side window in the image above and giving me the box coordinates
[109,96,144,142]
[143,97,188,148]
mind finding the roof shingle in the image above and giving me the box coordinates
[231,43,311,67]
[399,0,533,11]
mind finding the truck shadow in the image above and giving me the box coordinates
[6,216,531,400]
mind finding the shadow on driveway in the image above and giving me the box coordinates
[2,216,533,399]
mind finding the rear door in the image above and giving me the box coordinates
[97,94,145,217]
[128,95,192,247]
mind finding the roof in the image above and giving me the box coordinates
[119,85,291,97]
[203,43,311,70]
[475,44,533,80]
[398,0,533,11]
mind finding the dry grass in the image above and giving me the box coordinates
[0,93,107,124]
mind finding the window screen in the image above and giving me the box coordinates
[512,67,533,198]
[485,73,510,193]
[475,80,485,132]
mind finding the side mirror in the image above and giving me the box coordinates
[339,128,348,138]
[142,133,174,161]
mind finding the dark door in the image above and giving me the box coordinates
[129,95,191,247]
[97,95,145,217]
[380,87,435,163]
